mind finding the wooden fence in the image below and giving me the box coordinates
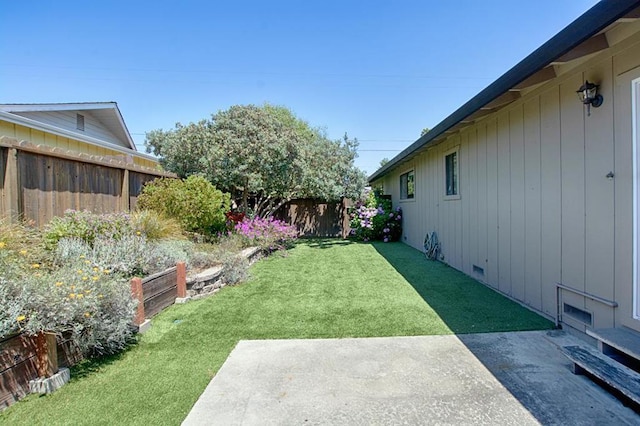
[275,198,352,238]
[0,136,175,227]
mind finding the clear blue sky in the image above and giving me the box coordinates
[1,0,599,175]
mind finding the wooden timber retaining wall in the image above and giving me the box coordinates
[1,263,186,410]
[0,137,175,227]
[275,198,352,238]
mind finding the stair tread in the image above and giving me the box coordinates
[586,327,640,360]
[563,345,640,404]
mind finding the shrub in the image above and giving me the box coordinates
[220,254,249,285]
[137,176,231,237]
[349,189,402,242]
[0,219,49,269]
[43,210,133,250]
[131,210,185,241]
[234,217,298,251]
[147,240,194,273]
[24,268,136,356]
[0,250,137,356]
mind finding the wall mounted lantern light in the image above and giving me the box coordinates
[576,80,603,116]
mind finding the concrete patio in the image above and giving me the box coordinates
[182,330,639,425]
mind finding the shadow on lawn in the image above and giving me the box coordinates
[371,241,553,334]
[302,238,355,249]
[370,242,599,425]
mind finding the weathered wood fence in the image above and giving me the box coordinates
[0,136,175,227]
[275,198,352,238]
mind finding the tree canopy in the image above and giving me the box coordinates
[145,104,367,217]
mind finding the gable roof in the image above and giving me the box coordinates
[369,0,640,183]
[0,102,156,160]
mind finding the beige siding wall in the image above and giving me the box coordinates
[0,122,158,169]
[376,34,640,332]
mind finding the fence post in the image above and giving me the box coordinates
[121,169,130,212]
[34,332,58,378]
[131,277,145,326]
[176,262,187,298]
[4,147,22,222]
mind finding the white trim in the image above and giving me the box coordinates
[399,167,416,202]
[0,103,137,150]
[633,77,640,320]
[443,145,461,200]
[0,111,157,162]
[0,102,116,113]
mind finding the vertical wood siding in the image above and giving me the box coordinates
[378,37,640,331]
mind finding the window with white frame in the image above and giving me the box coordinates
[444,148,459,198]
[400,170,415,200]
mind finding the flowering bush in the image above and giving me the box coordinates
[349,189,402,242]
[235,217,298,251]
[0,250,137,356]
[55,236,195,278]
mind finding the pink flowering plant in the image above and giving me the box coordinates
[234,216,298,252]
[349,189,402,242]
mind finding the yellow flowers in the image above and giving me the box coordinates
[16,315,26,322]
[84,260,91,265]
[93,267,99,273]
[103,269,111,275]
[69,293,76,299]
[82,276,88,281]
[136,231,141,236]
[31,263,40,269]
[77,293,84,299]
[19,249,27,255]
[77,269,84,274]
[92,276,100,281]
[84,312,91,318]
[55,281,63,287]
[0,241,6,249]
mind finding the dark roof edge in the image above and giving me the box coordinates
[368,0,640,183]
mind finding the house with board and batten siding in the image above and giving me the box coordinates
[0,102,157,169]
[0,102,174,226]
[369,0,640,336]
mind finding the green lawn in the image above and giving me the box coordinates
[1,240,552,425]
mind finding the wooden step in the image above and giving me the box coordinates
[563,345,640,405]
[586,327,640,360]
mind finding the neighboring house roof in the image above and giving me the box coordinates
[369,0,640,183]
[0,102,157,161]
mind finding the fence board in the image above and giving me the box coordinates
[129,171,159,210]
[142,268,178,318]
[275,198,351,238]
[0,334,39,409]
[0,137,175,226]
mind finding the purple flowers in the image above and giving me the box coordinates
[235,216,297,251]
[348,193,403,243]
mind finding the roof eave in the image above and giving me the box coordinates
[368,0,640,183]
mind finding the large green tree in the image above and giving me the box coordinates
[145,104,367,217]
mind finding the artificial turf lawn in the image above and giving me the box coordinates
[1,240,552,425]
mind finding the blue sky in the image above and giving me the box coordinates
[1,0,599,175]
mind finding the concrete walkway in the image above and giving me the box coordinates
[182,331,639,425]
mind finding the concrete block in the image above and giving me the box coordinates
[29,368,70,394]
[137,319,152,334]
